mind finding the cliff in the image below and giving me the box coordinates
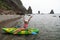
[0,0,27,15]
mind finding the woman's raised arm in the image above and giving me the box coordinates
[28,16,32,22]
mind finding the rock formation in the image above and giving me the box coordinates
[50,9,54,14]
[27,6,32,14]
[38,11,40,14]
[0,0,27,15]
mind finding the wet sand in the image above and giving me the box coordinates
[0,14,60,40]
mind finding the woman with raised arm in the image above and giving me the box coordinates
[14,16,32,34]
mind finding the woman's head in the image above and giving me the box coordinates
[24,20,28,24]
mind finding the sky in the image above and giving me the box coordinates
[21,0,60,13]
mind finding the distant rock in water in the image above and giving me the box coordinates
[38,11,40,14]
[59,16,60,18]
[50,9,54,14]
[28,14,31,16]
[53,15,56,17]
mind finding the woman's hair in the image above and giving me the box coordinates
[24,20,28,24]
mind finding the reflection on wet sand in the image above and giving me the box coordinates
[0,14,60,40]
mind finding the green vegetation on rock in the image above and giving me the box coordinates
[0,0,11,10]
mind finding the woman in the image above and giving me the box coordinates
[14,16,32,34]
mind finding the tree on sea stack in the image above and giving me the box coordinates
[50,9,54,14]
[27,6,32,14]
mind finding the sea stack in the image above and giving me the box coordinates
[27,6,32,14]
[50,9,54,14]
[38,11,40,14]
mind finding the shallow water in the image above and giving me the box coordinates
[1,14,60,40]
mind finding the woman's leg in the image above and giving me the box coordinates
[14,28,25,34]
[14,28,21,34]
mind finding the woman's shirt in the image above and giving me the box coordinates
[24,23,28,28]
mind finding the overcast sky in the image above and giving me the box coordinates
[21,0,60,13]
